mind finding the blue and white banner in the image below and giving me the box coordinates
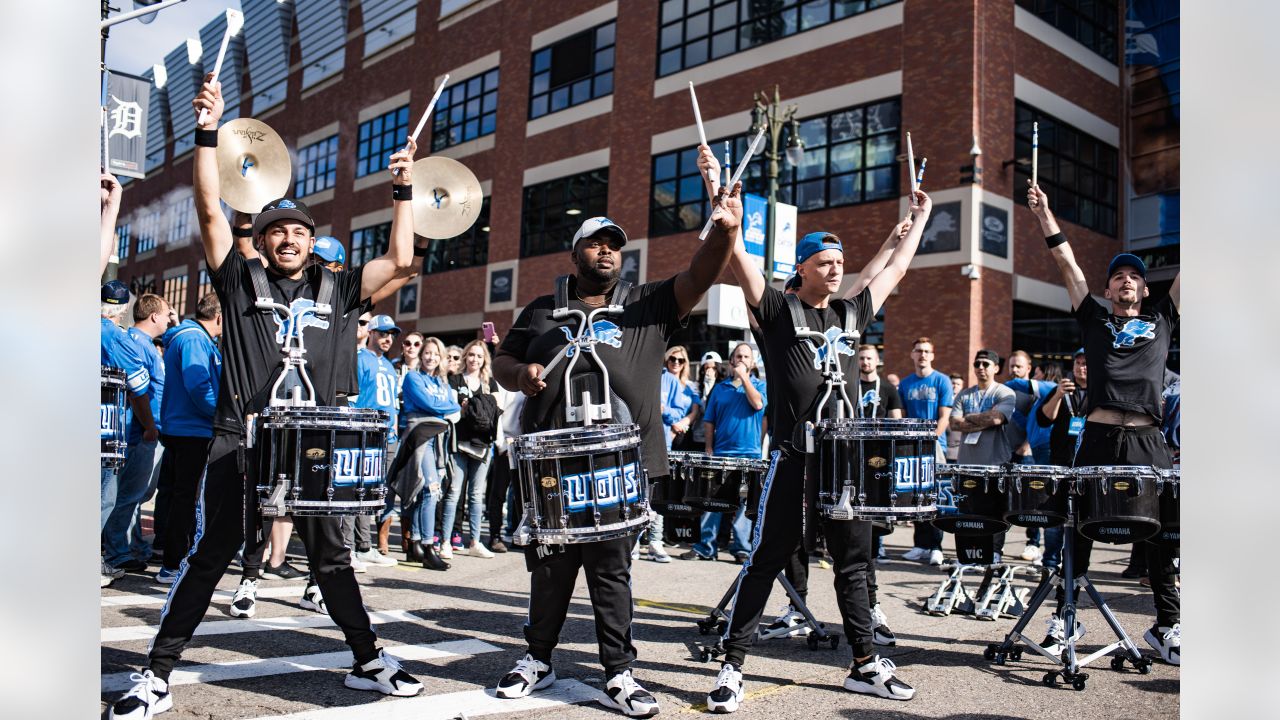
[741,193,797,280]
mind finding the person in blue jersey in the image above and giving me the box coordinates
[100,280,156,587]
[897,337,954,566]
[153,293,223,584]
[346,314,402,570]
[398,335,461,571]
[685,343,764,564]
[103,293,172,574]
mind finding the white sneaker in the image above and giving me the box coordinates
[631,542,641,561]
[468,541,495,558]
[299,582,326,613]
[599,669,660,717]
[495,653,555,698]
[344,649,423,696]
[706,662,744,713]
[1144,623,1180,666]
[109,669,171,719]
[355,548,397,567]
[901,547,927,561]
[350,553,368,573]
[844,656,915,700]
[648,542,672,563]
[872,603,896,647]
[927,549,944,566]
[438,544,453,560]
[102,559,125,587]
[1040,615,1085,657]
[759,605,810,639]
[229,578,258,618]
[1020,544,1043,562]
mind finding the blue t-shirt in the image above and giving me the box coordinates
[125,326,165,444]
[703,377,768,457]
[660,370,701,449]
[352,347,400,441]
[898,370,954,450]
[1005,377,1056,450]
[101,317,149,398]
[402,371,460,417]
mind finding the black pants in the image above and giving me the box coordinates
[725,450,874,665]
[1069,422,1179,628]
[523,534,637,676]
[152,446,176,549]
[488,453,515,541]
[781,535,879,607]
[912,520,943,550]
[148,432,379,679]
[159,435,212,571]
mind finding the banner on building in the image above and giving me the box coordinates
[741,193,798,280]
[104,71,151,179]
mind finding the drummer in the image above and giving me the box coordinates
[948,349,1018,562]
[108,77,426,720]
[491,170,743,717]
[1027,182,1180,666]
[697,143,933,711]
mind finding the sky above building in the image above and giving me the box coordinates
[104,0,240,77]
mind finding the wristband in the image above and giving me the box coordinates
[232,226,253,238]
[413,245,429,257]
[195,128,218,148]
[1044,232,1067,249]
[392,184,413,202]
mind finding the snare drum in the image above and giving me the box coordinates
[814,418,938,522]
[1156,465,1179,543]
[932,465,1008,536]
[250,406,389,517]
[653,451,697,516]
[101,367,128,469]
[683,455,769,513]
[1003,464,1071,528]
[513,424,650,544]
[744,455,773,521]
[1073,465,1161,544]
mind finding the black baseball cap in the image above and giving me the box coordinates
[973,349,1001,367]
[253,198,315,237]
[101,280,130,305]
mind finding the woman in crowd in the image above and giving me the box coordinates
[441,340,504,559]
[400,336,460,570]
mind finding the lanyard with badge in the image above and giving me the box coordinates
[963,384,997,445]
[1064,388,1085,437]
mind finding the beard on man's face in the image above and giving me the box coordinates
[575,253,620,284]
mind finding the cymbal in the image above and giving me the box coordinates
[411,156,483,239]
[217,118,292,213]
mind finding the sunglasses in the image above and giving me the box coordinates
[448,355,461,361]
[358,319,369,326]
[403,340,422,347]
[666,357,686,364]
[973,361,994,369]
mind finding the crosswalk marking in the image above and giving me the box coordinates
[101,584,307,608]
[102,609,423,643]
[101,639,501,693]
[241,679,603,720]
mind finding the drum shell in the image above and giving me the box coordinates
[654,452,697,516]
[683,456,768,513]
[101,368,128,468]
[1074,466,1161,544]
[815,419,938,522]
[933,465,1008,536]
[256,407,389,516]
[1003,465,1070,528]
[744,457,771,521]
[1157,467,1179,543]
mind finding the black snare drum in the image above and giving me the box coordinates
[1002,464,1070,528]
[101,367,128,469]
[814,418,938,522]
[250,406,389,517]
[653,451,697,516]
[513,424,650,544]
[933,465,1008,536]
[1073,465,1161,544]
[744,454,774,521]
[683,455,768,513]
[1157,466,1179,543]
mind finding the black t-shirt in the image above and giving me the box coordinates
[498,277,685,479]
[857,376,903,418]
[210,248,365,433]
[1075,294,1177,421]
[748,286,876,450]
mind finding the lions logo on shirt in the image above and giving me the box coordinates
[559,320,624,357]
[272,298,330,344]
[803,327,856,369]
[860,388,881,411]
[1107,318,1156,349]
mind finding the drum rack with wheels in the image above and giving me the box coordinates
[926,562,1033,619]
[982,496,1153,691]
[694,572,839,662]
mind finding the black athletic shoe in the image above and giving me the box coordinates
[344,650,424,696]
[262,560,305,580]
[115,558,149,573]
[706,662,744,713]
[871,603,896,647]
[844,656,915,701]
[495,654,555,698]
[109,669,171,719]
[599,669,660,717]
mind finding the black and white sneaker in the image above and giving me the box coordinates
[1143,623,1180,666]
[299,582,326,613]
[262,561,305,580]
[495,653,556,698]
[599,669,660,717]
[705,662,744,714]
[109,670,171,719]
[758,604,810,640]
[1039,615,1085,658]
[872,603,896,647]
[228,578,258,618]
[843,656,915,701]
[344,650,423,696]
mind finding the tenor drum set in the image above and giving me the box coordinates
[100,367,128,469]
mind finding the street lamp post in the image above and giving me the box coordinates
[750,85,804,283]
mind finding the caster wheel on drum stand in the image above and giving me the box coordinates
[1110,655,1125,672]
[1072,676,1088,691]
[696,618,717,636]
[1137,659,1153,675]
[1009,648,1023,661]
[1042,672,1058,686]
[983,647,996,662]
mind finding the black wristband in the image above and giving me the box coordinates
[194,128,218,148]
[392,184,413,201]
[1044,232,1067,249]
[232,226,253,238]
[413,245,429,257]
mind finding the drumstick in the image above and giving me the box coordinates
[689,82,719,196]
[916,157,927,189]
[905,131,917,195]
[1031,121,1039,187]
[698,125,766,241]
[392,74,450,175]
[196,9,245,127]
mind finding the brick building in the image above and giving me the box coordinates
[112,0,1179,381]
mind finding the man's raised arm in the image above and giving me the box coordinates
[360,138,418,300]
[865,189,933,314]
[673,177,743,317]
[844,214,911,299]
[696,145,764,307]
[191,75,234,272]
[101,173,122,275]
[1028,183,1089,310]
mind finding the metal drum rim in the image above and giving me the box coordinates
[681,454,769,471]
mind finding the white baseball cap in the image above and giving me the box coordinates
[572,216,628,246]
[701,351,723,365]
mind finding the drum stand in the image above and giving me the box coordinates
[695,571,839,662]
[983,497,1153,690]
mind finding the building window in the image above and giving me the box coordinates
[1016,0,1118,63]
[530,22,616,119]
[423,197,491,274]
[295,134,339,197]
[163,273,189,317]
[136,212,160,254]
[197,268,212,301]
[433,69,499,151]
[650,98,900,236]
[657,0,900,77]
[521,169,609,257]
[350,222,391,267]
[1015,102,1118,236]
[356,105,410,178]
[115,223,131,262]
[168,197,194,246]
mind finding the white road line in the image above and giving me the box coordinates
[102,609,423,643]
[101,584,307,608]
[242,679,604,720]
[101,639,500,693]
